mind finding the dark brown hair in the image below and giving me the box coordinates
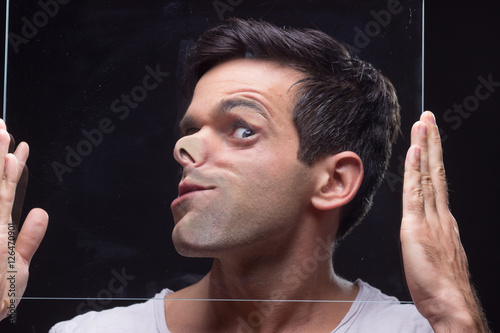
[181,18,400,239]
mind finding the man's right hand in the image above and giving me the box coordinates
[0,119,48,321]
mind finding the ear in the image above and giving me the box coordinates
[311,152,363,211]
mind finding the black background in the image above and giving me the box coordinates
[0,0,498,332]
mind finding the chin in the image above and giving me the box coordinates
[172,229,221,258]
[174,244,215,258]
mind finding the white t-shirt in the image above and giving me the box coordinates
[49,280,433,332]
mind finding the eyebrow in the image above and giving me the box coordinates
[179,97,270,132]
[218,97,270,119]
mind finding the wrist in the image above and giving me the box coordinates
[430,309,478,333]
[423,288,489,333]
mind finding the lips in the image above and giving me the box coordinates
[177,181,214,198]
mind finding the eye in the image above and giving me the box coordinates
[232,126,255,139]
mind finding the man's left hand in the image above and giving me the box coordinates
[401,111,489,332]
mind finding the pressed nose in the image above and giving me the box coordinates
[173,134,206,166]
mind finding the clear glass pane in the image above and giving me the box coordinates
[2,0,422,331]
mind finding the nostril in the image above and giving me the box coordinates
[180,148,195,164]
[174,135,204,166]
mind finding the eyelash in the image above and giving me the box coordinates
[180,118,257,140]
[230,119,256,139]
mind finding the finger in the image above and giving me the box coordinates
[0,154,18,296]
[0,118,6,131]
[412,121,437,218]
[402,144,424,223]
[411,120,438,217]
[0,154,18,224]
[8,133,16,154]
[15,208,48,264]
[12,142,29,181]
[421,111,449,215]
[0,129,11,176]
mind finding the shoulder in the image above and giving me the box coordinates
[49,288,173,333]
[335,280,433,333]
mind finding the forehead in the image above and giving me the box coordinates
[185,58,303,120]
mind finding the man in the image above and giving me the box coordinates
[0,19,489,332]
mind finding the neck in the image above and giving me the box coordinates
[208,232,336,300]
[191,234,357,332]
[165,213,359,332]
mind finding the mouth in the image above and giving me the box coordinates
[171,179,217,210]
[177,181,215,198]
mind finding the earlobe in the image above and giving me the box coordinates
[311,152,363,211]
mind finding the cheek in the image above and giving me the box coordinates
[231,155,312,215]
[214,135,311,212]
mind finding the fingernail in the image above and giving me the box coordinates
[428,112,436,125]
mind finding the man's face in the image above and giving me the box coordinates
[170,59,316,259]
